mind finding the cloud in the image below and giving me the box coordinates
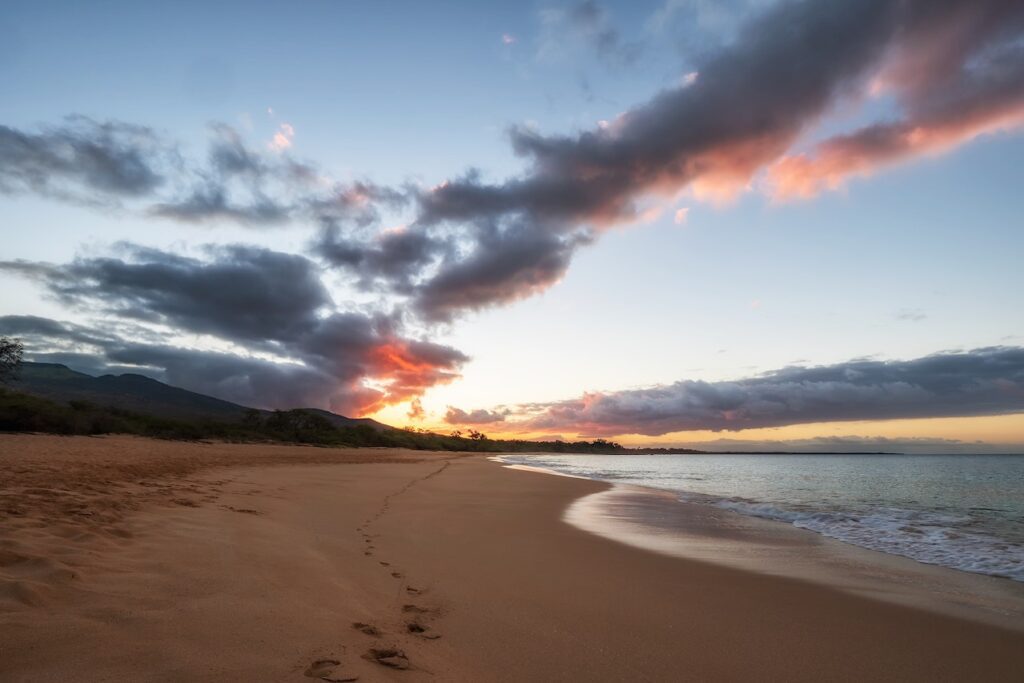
[537,1,642,66]
[5,311,467,417]
[0,116,170,204]
[508,347,1024,436]
[150,187,294,225]
[444,406,509,425]
[149,122,316,226]
[269,122,295,151]
[368,0,1022,319]
[314,221,448,293]
[895,309,927,322]
[646,0,773,45]
[769,34,1024,198]
[0,117,407,229]
[407,398,425,420]
[0,246,468,416]
[413,221,591,322]
[5,1,1023,326]
[1,244,331,344]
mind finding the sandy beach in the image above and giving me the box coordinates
[2,435,1023,682]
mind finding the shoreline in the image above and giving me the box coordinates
[495,457,1024,630]
[3,435,1024,681]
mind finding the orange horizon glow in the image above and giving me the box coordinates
[368,403,1024,449]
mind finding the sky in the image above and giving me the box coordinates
[1,0,1023,452]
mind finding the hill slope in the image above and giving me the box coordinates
[11,362,392,430]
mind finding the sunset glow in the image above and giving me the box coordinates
[1,0,1021,453]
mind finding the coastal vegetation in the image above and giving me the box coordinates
[0,388,634,453]
[0,348,634,452]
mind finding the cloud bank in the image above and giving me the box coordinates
[444,406,509,425]
[487,347,1024,436]
[0,245,466,415]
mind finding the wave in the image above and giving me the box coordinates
[684,493,1024,582]
[497,454,1024,582]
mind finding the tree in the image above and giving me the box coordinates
[242,408,263,428]
[0,337,24,384]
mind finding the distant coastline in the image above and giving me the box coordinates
[0,362,914,455]
[624,448,902,455]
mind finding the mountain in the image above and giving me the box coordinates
[10,362,393,430]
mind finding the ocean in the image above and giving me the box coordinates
[498,453,1024,582]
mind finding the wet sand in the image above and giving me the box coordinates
[562,481,1024,630]
[1,434,1023,681]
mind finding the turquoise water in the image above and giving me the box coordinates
[499,454,1024,581]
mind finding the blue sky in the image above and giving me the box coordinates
[2,0,1023,449]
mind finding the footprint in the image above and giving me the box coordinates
[405,622,440,639]
[379,561,390,567]
[364,648,410,670]
[352,622,381,637]
[405,586,421,595]
[402,604,433,614]
[303,658,358,681]
[222,505,261,515]
[391,572,403,579]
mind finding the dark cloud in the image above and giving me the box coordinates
[0,245,468,416]
[315,211,591,322]
[516,347,1024,436]
[444,406,509,425]
[414,221,591,322]
[2,309,467,416]
[150,187,292,225]
[0,117,169,203]
[0,314,122,350]
[0,116,408,230]
[315,224,449,292]
[1,245,331,344]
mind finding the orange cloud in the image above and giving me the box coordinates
[769,108,1024,200]
[269,122,295,151]
[354,339,464,416]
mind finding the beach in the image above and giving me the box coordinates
[2,435,1024,681]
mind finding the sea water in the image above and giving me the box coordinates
[499,453,1024,582]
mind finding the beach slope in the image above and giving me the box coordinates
[1,434,1022,681]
